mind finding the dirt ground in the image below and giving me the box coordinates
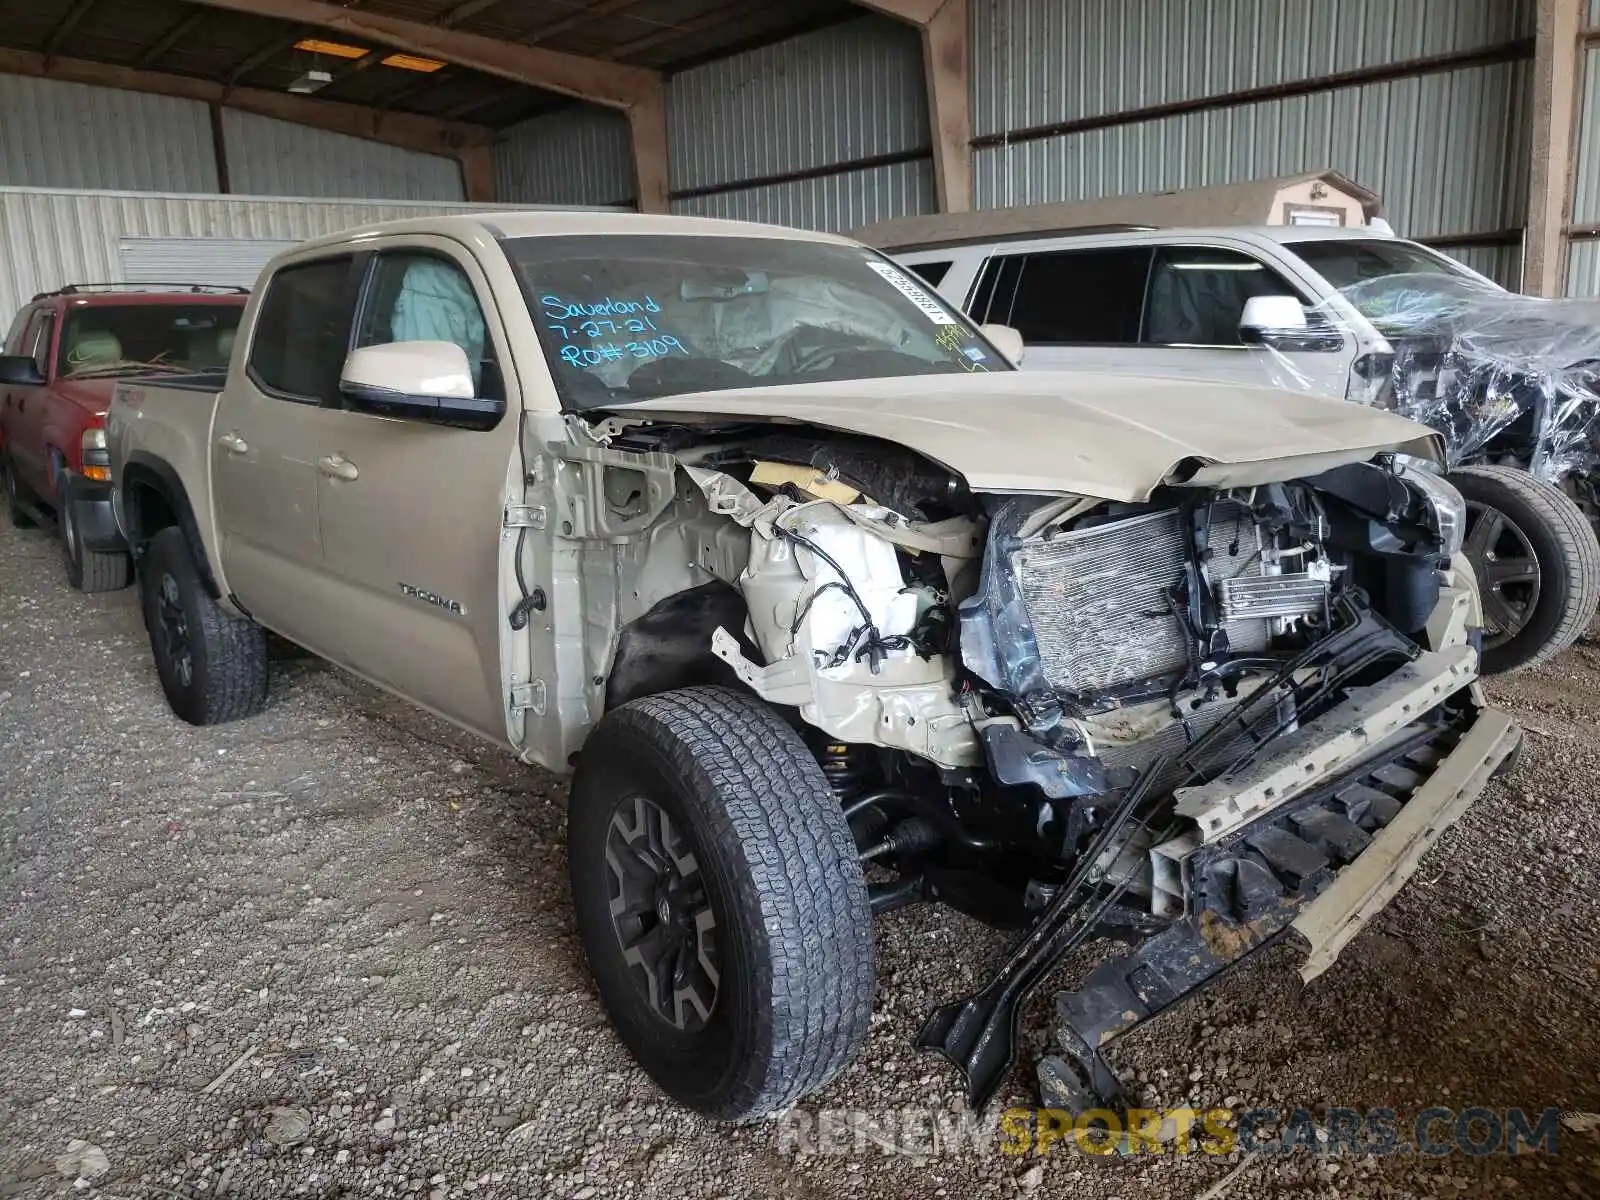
[2,512,1598,1200]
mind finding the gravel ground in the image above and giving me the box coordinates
[2,512,1599,1200]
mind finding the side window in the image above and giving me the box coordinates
[1142,246,1305,346]
[25,311,55,376]
[903,260,953,287]
[354,252,502,400]
[247,257,357,403]
[987,247,1154,344]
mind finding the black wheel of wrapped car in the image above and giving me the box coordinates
[1451,464,1600,674]
[568,686,875,1120]
[139,526,269,725]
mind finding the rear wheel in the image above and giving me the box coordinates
[2,454,35,529]
[1451,464,1600,674]
[568,686,875,1120]
[59,477,131,593]
[139,526,268,724]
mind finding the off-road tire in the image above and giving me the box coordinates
[2,455,34,529]
[139,526,268,725]
[59,477,131,593]
[1451,464,1600,675]
[568,686,875,1121]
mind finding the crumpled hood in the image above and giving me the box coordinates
[622,371,1443,500]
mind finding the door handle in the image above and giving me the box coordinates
[317,454,359,482]
[217,432,249,454]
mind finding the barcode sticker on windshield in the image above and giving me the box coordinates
[867,261,956,324]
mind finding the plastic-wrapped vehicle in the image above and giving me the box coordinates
[106,213,1519,1119]
[877,224,1600,674]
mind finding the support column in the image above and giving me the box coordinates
[629,83,671,213]
[922,0,972,214]
[1526,0,1584,295]
[860,0,973,213]
[458,144,495,203]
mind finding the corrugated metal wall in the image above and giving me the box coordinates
[970,0,1534,287]
[976,61,1531,240]
[973,0,1533,134]
[493,106,635,206]
[673,159,936,230]
[1569,240,1600,297]
[0,75,217,193]
[0,187,511,322]
[220,110,464,202]
[664,14,933,231]
[1567,40,1600,295]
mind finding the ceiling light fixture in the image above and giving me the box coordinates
[288,68,333,94]
[294,38,368,58]
[381,53,445,72]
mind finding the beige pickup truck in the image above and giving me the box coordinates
[106,212,1520,1120]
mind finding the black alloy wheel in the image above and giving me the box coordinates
[604,792,720,1033]
[1463,500,1540,647]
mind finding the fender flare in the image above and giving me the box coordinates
[119,452,221,598]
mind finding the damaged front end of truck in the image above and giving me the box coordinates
[561,386,1520,1114]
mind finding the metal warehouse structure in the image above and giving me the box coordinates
[0,0,1597,295]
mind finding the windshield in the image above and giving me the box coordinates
[502,234,1008,409]
[57,303,245,379]
[1292,239,1498,319]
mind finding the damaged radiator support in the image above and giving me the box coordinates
[915,598,1432,1111]
[1037,702,1512,1113]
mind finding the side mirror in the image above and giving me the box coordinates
[0,354,46,386]
[981,323,1025,367]
[1238,295,1308,341]
[339,341,503,431]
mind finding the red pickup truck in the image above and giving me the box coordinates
[0,284,247,590]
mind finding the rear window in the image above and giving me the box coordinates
[57,303,245,379]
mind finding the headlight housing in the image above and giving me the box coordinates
[1396,454,1466,560]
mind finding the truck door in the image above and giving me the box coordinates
[4,308,57,495]
[308,240,523,744]
[212,254,361,643]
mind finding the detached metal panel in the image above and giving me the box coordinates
[220,110,464,202]
[668,15,926,192]
[974,61,1530,241]
[494,106,636,206]
[0,187,519,323]
[671,160,936,232]
[972,0,1535,136]
[0,75,217,193]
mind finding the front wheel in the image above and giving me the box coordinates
[1451,464,1600,674]
[568,686,875,1120]
[2,454,35,529]
[139,526,268,724]
[59,477,131,593]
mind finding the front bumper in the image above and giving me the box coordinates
[62,470,125,553]
[1036,698,1519,1112]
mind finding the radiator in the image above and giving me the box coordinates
[1013,503,1270,695]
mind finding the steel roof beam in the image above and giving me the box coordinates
[181,0,670,210]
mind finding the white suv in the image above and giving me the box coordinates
[878,225,1600,676]
[889,225,1497,397]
